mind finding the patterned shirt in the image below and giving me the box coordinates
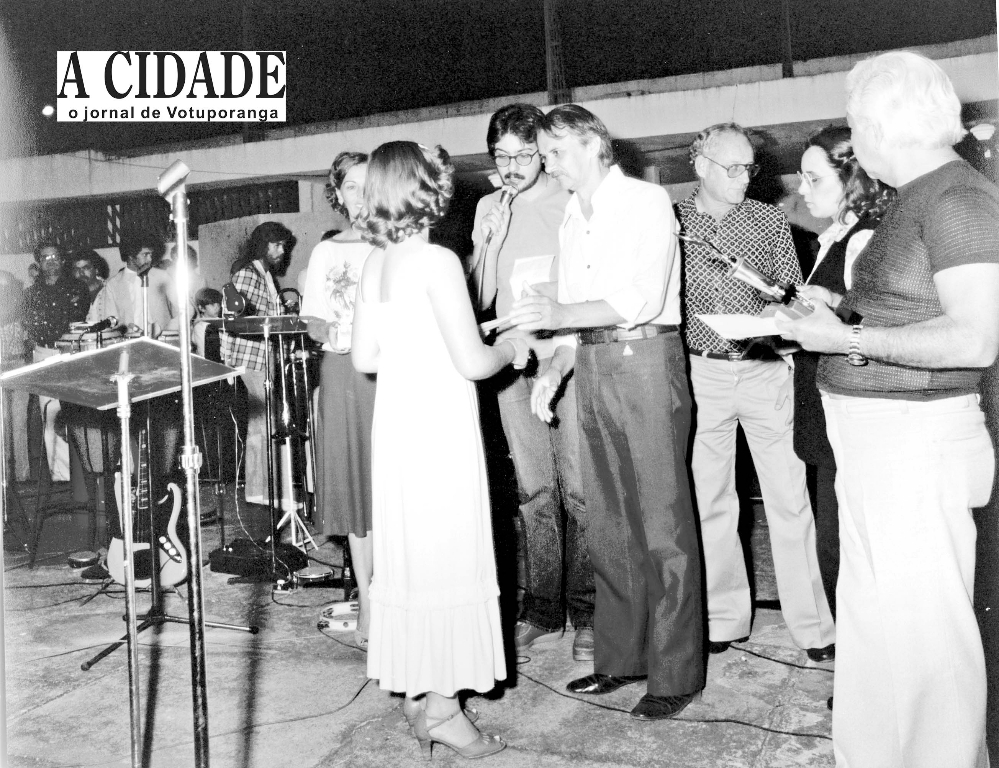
[220,261,285,372]
[23,275,90,347]
[677,193,802,355]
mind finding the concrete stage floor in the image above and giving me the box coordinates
[3,479,835,768]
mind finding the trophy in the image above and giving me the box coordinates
[677,232,815,319]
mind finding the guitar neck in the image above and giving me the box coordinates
[135,430,151,540]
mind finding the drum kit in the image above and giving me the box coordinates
[55,323,126,354]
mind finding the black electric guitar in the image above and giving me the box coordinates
[107,430,187,588]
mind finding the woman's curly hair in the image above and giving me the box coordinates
[323,151,368,217]
[357,141,454,249]
[807,125,896,224]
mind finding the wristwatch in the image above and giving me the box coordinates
[847,324,867,367]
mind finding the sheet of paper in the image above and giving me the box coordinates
[509,255,555,299]
[697,313,786,340]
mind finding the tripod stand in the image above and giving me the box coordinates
[274,332,318,552]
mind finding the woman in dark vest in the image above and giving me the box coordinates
[793,126,895,619]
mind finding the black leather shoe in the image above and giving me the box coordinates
[630,693,694,720]
[566,674,645,695]
[708,636,749,654]
[806,644,835,663]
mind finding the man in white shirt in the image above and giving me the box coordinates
[86,232,180,517]
[509,104,703,720]
[88,234,177,335]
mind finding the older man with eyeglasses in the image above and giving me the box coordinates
[22,242,91,482]
[676,122,835,663]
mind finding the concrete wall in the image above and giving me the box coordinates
[3,36,994,205]
[197,209,349,300]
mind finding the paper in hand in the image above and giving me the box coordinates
[509,255,554,299]
[696,313,787,340]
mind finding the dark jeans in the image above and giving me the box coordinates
[575,332,704,697]
[497,364,594,632]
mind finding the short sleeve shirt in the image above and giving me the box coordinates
[818,160,999,399]
[677,194,802,354]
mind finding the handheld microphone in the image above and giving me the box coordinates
[482,185,518,253]
[83,316,118,334]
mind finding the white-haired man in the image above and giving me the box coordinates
[778,51,999,768]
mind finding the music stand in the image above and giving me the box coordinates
[0,338,256,767]
[207,315,318,564]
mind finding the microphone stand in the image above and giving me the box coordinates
[157,161,261,768]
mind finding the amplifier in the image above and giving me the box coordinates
[209,538,309,580]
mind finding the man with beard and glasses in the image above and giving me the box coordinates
[469,103,594,662]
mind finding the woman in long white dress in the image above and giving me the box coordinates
[352,141,528,759]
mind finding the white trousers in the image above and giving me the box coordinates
[824,393,992,768]
[34,347,70,482]
[689,355,835,648]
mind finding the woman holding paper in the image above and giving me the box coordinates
[300,151,375,648]
[792,126,894,617]
[352,141,528,759]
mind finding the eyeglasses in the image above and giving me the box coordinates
[701,155,760,179]
[797,171,838,190]
[39,253,62,263]
[493,150,539,167]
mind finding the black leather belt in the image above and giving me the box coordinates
[689,349,743,361]
[689,348,778,361]
[577,324,679,346]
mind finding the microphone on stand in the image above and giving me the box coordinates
[82,316,118,334]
